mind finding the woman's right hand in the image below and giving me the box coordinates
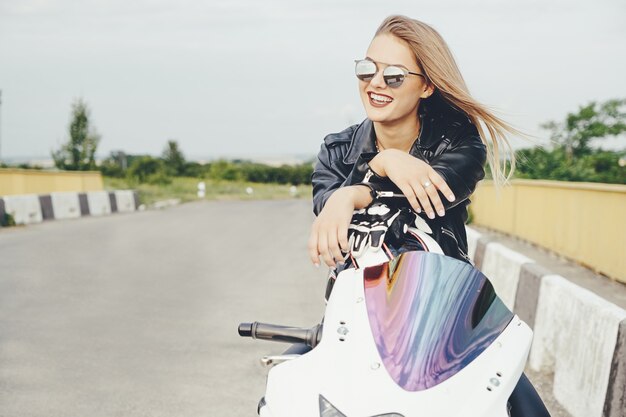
[308,185,372,268]
[369,149,455,219]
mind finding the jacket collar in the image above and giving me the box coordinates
[343,105,434,165]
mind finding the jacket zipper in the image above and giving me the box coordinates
[363,169,373,183]
[441,227,471,262]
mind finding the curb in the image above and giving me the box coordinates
[0,190,139,227]
[467,226,626,417]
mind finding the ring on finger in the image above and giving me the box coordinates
[423,180,432,188]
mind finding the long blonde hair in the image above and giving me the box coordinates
[375,15,527,184]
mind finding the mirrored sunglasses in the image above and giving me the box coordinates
[354,59,426,88]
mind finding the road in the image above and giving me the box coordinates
[0,200,327,416]
[0,199,568,416]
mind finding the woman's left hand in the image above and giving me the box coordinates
[308,185,372,268]
[369,149,456,219]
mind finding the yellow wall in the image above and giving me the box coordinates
[471,180,626,284]
[0,168,104,196]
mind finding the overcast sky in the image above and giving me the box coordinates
[0,0,624,161]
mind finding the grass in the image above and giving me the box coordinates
[103,177,313,206]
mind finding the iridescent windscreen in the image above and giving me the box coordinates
[363,251,513,391]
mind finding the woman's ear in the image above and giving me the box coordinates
[421,83,435,99]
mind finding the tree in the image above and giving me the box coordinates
[540,98,626,159]
[99,150,128,178]
[515,98,626,184]
[162,140,186,176]
[52,98,101,170]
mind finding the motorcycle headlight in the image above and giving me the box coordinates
[318,394,404,417]
[319,395,347,417]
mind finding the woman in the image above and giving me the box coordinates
[308,15,519,269]
[308,15,551,416]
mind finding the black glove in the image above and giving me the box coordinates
[347,203,420,258]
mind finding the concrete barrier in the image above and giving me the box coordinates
[0,189,136,226]
[605,320,626,417]
[109,192,118,213]
[39,195,54,220]
[514,263,552,330]
[3,194,43,225]
[78,193,90,216]
[114,190,135,213]
[51,192,81,220]
[465,226,482,261]
[467,225,626,417]
[529,275,626,417]
[479,242,534,310]
[133,191,140,210]
[0,198,5,225]
[86,191,111,216]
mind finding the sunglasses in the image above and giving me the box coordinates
[354,58,426,88]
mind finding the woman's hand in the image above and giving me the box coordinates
[369,149,456,219]
[308,185,371,268]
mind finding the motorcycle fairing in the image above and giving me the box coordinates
[261,250,532,417]
[364,251,514,391]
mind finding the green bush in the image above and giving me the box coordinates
[146,170,172,185]
[182,161,206,178]
[207,160,314,185]
[126,156,172,184]
[1,212,16,227]
[208,160,242,181]
[102,149,314,186]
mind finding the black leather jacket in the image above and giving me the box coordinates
[311,105,487,263]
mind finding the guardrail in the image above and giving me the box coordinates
[467,227,626,417]
[470,179,626,283]
[0,190,139,226]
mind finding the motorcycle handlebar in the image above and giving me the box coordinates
[238,322,323,348]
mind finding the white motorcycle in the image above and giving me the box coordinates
[239,223,545,417]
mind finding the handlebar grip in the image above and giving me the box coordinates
[238,322,253,337]
[237,321,323,347]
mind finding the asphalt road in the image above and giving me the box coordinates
[0,199,569,416]
[0,200,327,416]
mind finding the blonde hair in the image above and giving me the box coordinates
[375,15,529,184]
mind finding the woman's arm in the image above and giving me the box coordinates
[311,144,349,216]
[309,142,374,267]
[368,132,487,217]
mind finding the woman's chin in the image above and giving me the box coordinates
[364,104,418,125]
[366,110,398,124]
[365,107,392,122]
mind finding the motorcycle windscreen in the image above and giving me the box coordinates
[363,251,513,392]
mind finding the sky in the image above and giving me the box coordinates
[0,0,625,162]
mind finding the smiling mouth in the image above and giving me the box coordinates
[368,92,393,107]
